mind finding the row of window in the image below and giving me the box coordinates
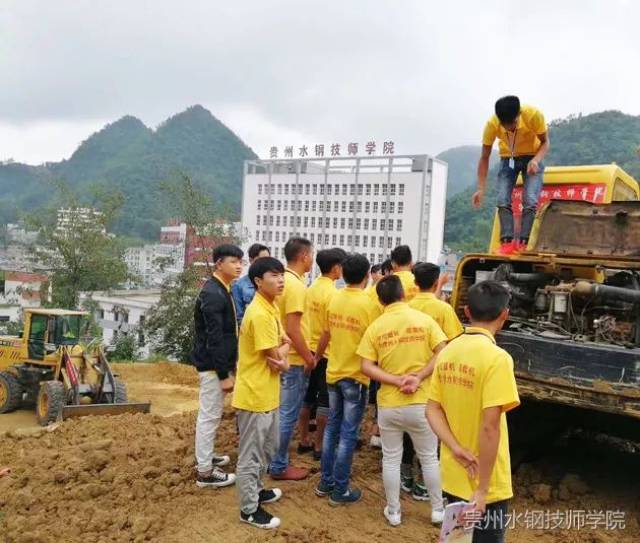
[269,246,388,265]
[257,215,404,232]
[257,199,405,214]
[256,230,402,249]
[258,182,406,197]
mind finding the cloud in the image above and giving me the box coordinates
[1,0,638,164]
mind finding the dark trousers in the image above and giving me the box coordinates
[443,492,510,543]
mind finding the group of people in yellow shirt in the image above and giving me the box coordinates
[191,95,550,540]
[194,238,519,543]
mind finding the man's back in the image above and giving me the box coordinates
[429,328,520,503]
[358,303,446,407]
[306,276,337,352]
[326,287,380,386]
[393,270,418,301]
[409,292,463,340]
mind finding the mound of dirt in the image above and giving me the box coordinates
[112,362,199,388]
[1,364,638,543]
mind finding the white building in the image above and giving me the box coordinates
[124,243,184,286]
[79,289,161,357]
[56,207,106,236]
[241,155,448,266]
[0,270,49,323]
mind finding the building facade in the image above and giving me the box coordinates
[241,155,448,266]
[0,270,49,322]
[79,289,161,357]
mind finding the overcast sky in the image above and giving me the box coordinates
[1,0,638,164]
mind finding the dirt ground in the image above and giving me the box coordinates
[0,363,638,543]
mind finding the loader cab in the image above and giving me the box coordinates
[488,164,640,253]
[24,310,85,362]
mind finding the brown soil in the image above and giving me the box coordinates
[0,363,638,543]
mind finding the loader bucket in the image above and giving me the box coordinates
[61,402,151,420]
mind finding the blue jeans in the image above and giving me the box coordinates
[496,156,544,241]
[320,379,368,494]
[269,365,309,474]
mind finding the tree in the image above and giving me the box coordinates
[144,267,199,362]
[27,181,130,309]
[109,333,138,361]
[144,174,241,361]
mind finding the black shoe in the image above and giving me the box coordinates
[240,506,281,529]
[313,450,322,461]
[259,488,283,504]
[297,443,314,454]
[196,467,236,488]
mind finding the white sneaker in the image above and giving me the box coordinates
[384,506,402,527]
[369,435,382,449]
[212,454,231,467]
[431,509,445,525]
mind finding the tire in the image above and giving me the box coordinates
[0,371,23,413]
[36,380,66,426]
[113,379,128,404]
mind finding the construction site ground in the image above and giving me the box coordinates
[0,362,638,543]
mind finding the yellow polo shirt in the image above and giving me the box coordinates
[232,292,283,413]
[394,270,419,301]
[357,302,447,407]
[409,292,464,341]
[482,104,547,157]
[276,268,310,366]
[326,287,381,386]
[306,276,337,352]
[429,327,520,504]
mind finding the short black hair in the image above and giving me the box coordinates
[495,95,521,124]
[248,243,270,260]
[390,245,412,267]
[341,253,370,285]
[316,248,347,275]
[212,244,243,262]
[413,262,440,290]
[467,280,510,321]
[376,275,404,305]
[284,236,312,262]
[380,259,393,275]
[370,264,382,275]
[248,256,285,288]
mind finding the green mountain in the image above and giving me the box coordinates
[0,105,257,239]
[436,145,498,197]
[443,110,640,252]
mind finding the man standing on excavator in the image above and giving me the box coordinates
[472,95,550,255]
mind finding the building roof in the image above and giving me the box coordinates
[26,308,88,316]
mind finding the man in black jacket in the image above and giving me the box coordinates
[191,244,244,488]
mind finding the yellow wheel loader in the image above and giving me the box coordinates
[0,309,150,425]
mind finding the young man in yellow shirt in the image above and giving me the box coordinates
[315,253,380,505]
[427,281,520,543]
[269,237,315,481]
[391,245,418,301]
[233,256,290,530]
[410,262,463,341]
[191,244,243,488]
[398,262,463,501]
[473,96,550,255]
[365,261,389,449]
[358,275,448,526]
[298,248,346,460]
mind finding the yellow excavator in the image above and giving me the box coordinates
[0,308,150,425]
